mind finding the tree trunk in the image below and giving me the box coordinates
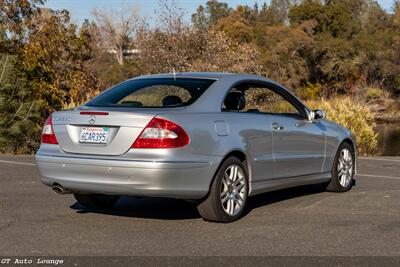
[116,46,124,65]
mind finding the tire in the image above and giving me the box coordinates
[197,157,248,223]
[74,193,120,209]
[326,142,355,192]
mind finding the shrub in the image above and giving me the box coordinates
[365,87,388,102]
[296,82,321,100]
[306,97,378,156]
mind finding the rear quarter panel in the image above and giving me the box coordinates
[158,111,274,184]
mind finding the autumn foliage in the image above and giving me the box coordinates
[1,0,399,153]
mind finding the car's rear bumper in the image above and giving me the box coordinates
[35,151,220,199]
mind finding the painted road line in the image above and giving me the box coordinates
[358,174,400,180]
[359,157,400,163]
[0,159,36,166]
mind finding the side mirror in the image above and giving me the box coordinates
[313,109,326,120]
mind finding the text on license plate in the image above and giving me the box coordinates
[79,127,109,144]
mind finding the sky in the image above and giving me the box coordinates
[44,0,395,25]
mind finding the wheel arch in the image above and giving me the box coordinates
[206,149,252,197]
[220,149,251,179]
[341,138,355,150]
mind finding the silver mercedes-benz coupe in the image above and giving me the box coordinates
[36,72,356,222]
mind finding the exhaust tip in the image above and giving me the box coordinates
[52,184,70,194]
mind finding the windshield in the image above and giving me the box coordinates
[86,78,216,108]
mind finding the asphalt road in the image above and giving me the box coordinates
[0,155,400,257]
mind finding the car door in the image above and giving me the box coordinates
[270,114,326,178]
[224,82,325,182]
[260,84,325,178]
[221,86,274,182]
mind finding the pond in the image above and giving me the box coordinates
[375,122,400,156]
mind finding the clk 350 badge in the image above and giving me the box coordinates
[53,116,71,123]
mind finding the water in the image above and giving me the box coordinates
[375,122,400,156]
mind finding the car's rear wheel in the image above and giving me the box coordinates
[197,157,248,222]
[74,193,120,209]
[326,142,355,192]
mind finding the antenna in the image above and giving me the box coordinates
[172,68,176,80]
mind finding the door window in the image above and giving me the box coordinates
[222,83,303,118]
[244,87,300,115]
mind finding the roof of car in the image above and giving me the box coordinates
[134,72,266,80]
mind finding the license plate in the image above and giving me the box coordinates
[79,127,109,144]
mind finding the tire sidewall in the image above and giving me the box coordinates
[211,157,249,222]
[331,143,355,192]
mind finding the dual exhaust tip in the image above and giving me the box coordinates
[52,184,71,194]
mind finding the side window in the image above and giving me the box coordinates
[222,83,302,117]
[244,86,300,115]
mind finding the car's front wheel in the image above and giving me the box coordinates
[74,193,120,209]
[197,157,248,222]
[326,142,355,192]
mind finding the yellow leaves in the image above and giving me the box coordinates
[15,10,98,111]
[306,97,378,155]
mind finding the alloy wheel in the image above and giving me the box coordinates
[337,148,353,187]
[220,164,247,216]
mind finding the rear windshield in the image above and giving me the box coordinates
[86,78,216,108]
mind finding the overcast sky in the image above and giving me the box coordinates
[44,0,396,25]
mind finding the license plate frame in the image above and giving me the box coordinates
[79,127,109,144]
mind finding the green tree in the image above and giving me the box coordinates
[289,0,364,38]
[259,22,316,89]
[15,9,99,112]
[0,54,42,153]
[191,0,231,29]
[213,6,254,43]
[0,0,44,53]
[0,0,44,153]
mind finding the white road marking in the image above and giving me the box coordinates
[0,159,36,166]
[357,174,400,180]
[301,198,329,210]
[359,157,400,163]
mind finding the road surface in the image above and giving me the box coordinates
[0,155,399,258]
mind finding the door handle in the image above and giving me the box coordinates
[272,122,284,131]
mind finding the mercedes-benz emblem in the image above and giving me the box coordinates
[88,115,96,124]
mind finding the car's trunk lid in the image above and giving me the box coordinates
[51,110,156,155]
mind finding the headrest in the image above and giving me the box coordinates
[120,101,143,107]
[162,95,182,107]
[224,91,245,111]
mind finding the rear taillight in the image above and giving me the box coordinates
[41,115,58,144]
[132,117,189,149]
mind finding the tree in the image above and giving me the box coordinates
[0,0,45,153]
[213,7,254,43]
[135,26,261,74]
[16,9,99,112]
[191,0,231,29]
[0,54,42,153]
[0,0,44,53]
[393,1,400,27]
[192,5,209,31]
[93,6,139,65]
[259,22,315,89]
[289,0,365,38]
[268,0,296,25]
[205,0,231,25]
